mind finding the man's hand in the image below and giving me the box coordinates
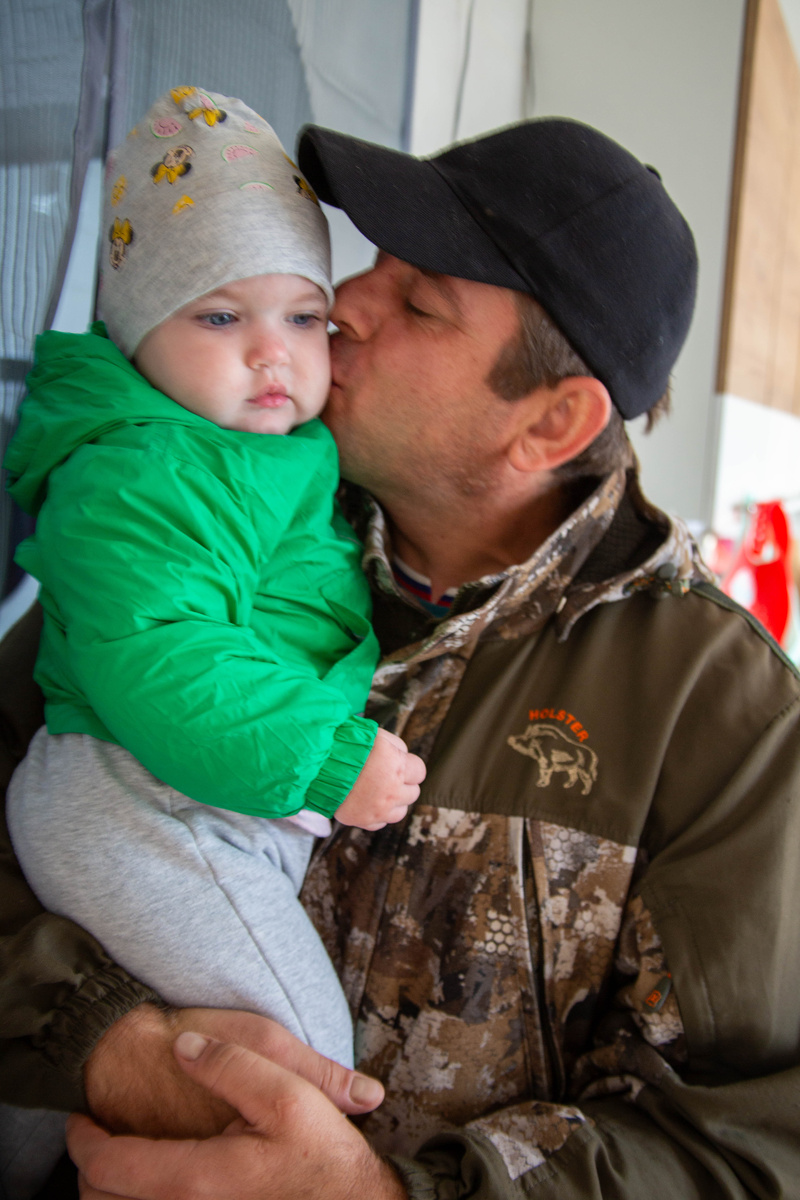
[84,1003,384,1138]
[70,1032,408,1200]
[337,729,426,830]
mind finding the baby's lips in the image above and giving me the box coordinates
[248,390,291,408]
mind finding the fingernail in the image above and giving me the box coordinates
[349,1073,384,1106]
[175,1031,209,1060]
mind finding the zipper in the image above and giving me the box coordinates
[522,826,566,1101]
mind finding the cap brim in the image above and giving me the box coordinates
[298,126,528,291]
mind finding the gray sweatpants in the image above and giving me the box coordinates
[7,728,354,1067]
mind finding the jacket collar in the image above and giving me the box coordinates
[342,469,710,672]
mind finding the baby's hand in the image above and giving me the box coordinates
[336,729,426,831]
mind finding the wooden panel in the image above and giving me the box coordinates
[774,99,800,414]
[718,0,800,413]
[766,3,800,412]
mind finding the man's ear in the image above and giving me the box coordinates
[507,377,612,474]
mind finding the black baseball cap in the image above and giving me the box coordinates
[297,117,698,420]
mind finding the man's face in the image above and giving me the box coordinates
[325,253,528,504]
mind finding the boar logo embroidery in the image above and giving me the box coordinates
[507,723,598,795]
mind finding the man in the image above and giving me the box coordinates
[3,118,800,1200]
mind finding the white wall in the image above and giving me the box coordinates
[409,0,530,154]
[714,394,800,537]
[526,0,745,526]
[780,0,800,61]
[409,0,747,527]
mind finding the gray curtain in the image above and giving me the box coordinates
[108,0,313,156]
[1,0,92,598]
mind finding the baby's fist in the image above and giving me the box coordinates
[336,730,425,830]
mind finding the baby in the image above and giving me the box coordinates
[5,87,424,1070]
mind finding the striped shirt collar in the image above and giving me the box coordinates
[391,555,457,618]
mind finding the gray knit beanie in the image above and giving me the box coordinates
[99,86,333,358]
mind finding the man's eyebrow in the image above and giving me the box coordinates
[417,268,465,319]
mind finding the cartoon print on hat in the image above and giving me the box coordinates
[282,153,319,205]
[189,93,226,126]
[293,175,319,205]
[151,116,183,139]
[190,96,227,126]
[110,175,126,206]
[170,86,227,127]
[99,85,334,357]
[151,146,193,184]
[109,218,133,269]
[221,144,259,163]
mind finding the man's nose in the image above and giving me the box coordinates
[330,263,387,340]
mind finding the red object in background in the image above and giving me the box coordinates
[705,535,736,581]
[721,501,794,645]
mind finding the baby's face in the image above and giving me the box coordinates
[134,274,330,435]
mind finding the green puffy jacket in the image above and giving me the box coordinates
[4,325,378,818]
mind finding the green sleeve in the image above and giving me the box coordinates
[0,605,159,1111]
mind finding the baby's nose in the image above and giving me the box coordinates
[247,330,289,369]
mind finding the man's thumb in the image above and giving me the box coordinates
[174,1031,287,1132]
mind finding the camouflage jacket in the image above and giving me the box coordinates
[301,469,800,1199]
[1,470,800,1199]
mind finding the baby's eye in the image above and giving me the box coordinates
[290,312,321,328]
[200,311,235,327]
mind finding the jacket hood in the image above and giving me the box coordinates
[5,324,211,516]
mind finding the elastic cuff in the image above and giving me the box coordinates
[387,1156,438,1200]
[303,715,377,817]
[43,964,162,1108]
